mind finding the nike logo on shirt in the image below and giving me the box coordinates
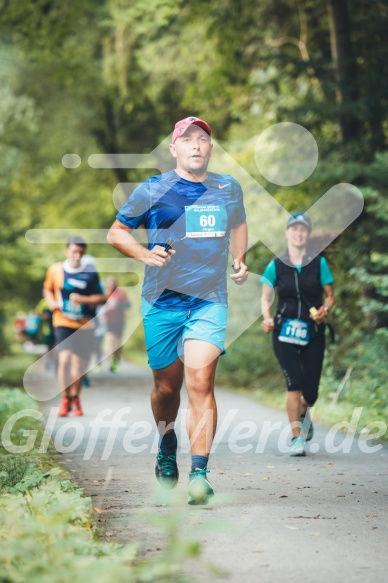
[218,183,229,189]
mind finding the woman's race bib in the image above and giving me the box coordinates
[278,318,310,346]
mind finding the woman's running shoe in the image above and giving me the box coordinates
[301,415,314,441]
[290,436,306,456]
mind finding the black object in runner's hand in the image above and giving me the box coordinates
[164,238,175,252]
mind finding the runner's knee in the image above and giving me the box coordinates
[153,380,181,400]
[58,351,71,367]
[186,374,215,400]
[302,389,318,406]
[287,389,302,399]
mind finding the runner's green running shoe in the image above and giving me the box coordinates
[188,468,214,506]
[290,436,306,457]
[154,451,179,489]
[301,415,314,441]
[110,359,119,373]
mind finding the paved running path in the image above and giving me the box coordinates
[35,360,387,583]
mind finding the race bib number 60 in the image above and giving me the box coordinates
[185,204,227,238]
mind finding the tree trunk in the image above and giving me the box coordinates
[93,98,129,184]
[326,0,359,142]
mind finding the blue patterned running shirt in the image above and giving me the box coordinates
[116,170,246,310]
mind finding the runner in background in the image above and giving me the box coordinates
[25,310,41,343]
[43,237,105,416]
[103,276,131,373]
[260,213,335,456]
[14,311,27,343]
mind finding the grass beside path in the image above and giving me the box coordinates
[221,371,388,440]
[0,350,36,388]
[0,387,200,583]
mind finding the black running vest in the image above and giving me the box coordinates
[274,252,324,323]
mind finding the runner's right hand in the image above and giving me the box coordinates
[145,245,176,267]
[261,318,274,333]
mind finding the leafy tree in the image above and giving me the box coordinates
[0,0,386,407]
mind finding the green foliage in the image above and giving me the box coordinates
[0,389,201,583]
[0,351,36,387]
[0,457,60,495]
[0,456,202,582]
[0,0,386,428]
[217,324,279,388]
[0,476,134,583]
[345,152,388,329]
[0,389,44,450]
[320,330,388,419]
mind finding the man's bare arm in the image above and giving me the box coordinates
[69,293,106,306]
[43,288,60,312]
[229,221,248,285]
[260,283,275,333]
[107,220,174,267]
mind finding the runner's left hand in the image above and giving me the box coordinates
[313,306,328,324]
[69,293,84,304]
[230,260,248,285]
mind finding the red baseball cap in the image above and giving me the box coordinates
[172,116,212,143]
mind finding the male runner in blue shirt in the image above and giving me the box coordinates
[108,116,248,505]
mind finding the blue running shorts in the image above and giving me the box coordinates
[141,298,227,370]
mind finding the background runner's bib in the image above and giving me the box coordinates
[185,204,227,238]
[61,298,85,320]
[59,267,101,320]
[278,318,310,346]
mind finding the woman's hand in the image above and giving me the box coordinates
[310,306,329,325]
[261,318,275,333]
